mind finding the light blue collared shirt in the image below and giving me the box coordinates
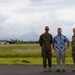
[53,34,69,51]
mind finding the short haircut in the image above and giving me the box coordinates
[58,28,62,30]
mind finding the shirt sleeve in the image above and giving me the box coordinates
[39,35,43,46]
[50,34,53,44]
[64,36,69,42]
[53,37,56,43]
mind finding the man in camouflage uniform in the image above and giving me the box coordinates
[39,26,53,72]
[72,28,75,72]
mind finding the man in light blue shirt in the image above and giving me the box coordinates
[53,28,70,72]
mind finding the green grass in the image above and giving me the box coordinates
[0,44,41,57]
[0,57,73,65]
[0,44,74,65]
[0,44,72,57]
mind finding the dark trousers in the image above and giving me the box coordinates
[72,53,75,65]
[42,50,52,68]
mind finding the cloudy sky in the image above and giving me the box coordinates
[0,0,75,41]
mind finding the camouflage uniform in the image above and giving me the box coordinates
[72,35,75,65]
[39,33,53,68]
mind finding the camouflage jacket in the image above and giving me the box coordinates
[72,34,75,53]
[72,35,75,45]
[39,33,53,51]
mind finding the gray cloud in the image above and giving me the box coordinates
[17,11,74,41]
[0,0,8,3]
[0,13,9,22]
[13,0,75,13]
[30,0,75,5]
[30,0,43,3]
[0,0,75,41]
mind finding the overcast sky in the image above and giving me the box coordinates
[0,0,75,41]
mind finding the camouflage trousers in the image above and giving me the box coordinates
[41,50,52,68]
[72,53,75,65]
[72,45,75,65]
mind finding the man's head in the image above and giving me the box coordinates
[57,28,62,35]
[73,28,75,34]
[45,26,49,33]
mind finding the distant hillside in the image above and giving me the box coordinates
[18,32,40,41]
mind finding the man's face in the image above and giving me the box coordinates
[58,29,62,35]
[73,28,75,34]
[45,29,49,32]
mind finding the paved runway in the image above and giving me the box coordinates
[0,65,75,75]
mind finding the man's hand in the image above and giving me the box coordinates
[66,41,70,49]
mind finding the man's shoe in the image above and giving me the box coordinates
[56,69,60,72]
[43,68,46,72]
[49,68,53,72]
[72,69,75,72]
[62,69,66,72]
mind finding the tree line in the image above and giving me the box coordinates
[0,39,39,44]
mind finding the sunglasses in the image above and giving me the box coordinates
[45,29,49,30]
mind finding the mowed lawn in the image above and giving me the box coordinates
[0,44,74,65]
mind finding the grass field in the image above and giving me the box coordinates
[0,44,74,65]
[0,44,41,57]
[0,57,73,65]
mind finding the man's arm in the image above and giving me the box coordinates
[52,42,54,49]
[51,34,53,44]
[39,35,43,47]
[66,41,70,49]
[65,36,70,49]
[52,37,56,50]
[53,43,56,50]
